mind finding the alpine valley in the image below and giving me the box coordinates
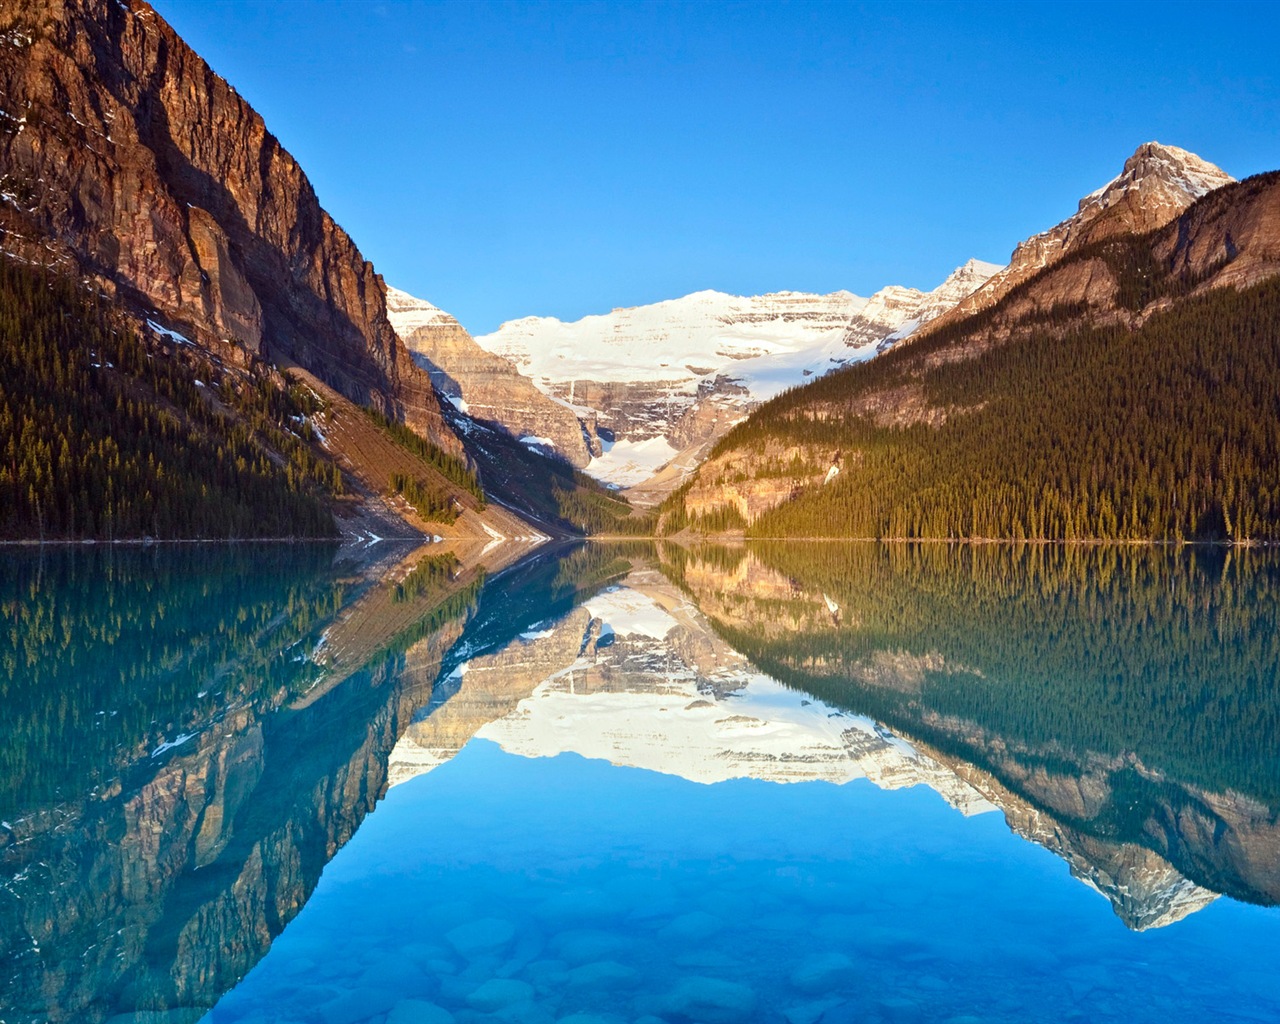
[7,3,1277,546]
[4,5,1280,1024]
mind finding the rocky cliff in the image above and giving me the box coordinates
[0,0,457,449]
[386,286,596,467]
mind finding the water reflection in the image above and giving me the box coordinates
[3,541,1280,1024]
[207,542,1280,1024]
[0,543,485,1024]
[660,543,1280,921]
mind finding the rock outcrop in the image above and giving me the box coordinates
[386,286,596,467]
[0,0,457,449]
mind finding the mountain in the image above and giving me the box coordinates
[666,147,1280,541]
[0,0,562,542]
[0,0,455,447]
[472,263,1000,495]
[841,257,1003,350]
[924,142,1234,335]
[386,286,596,468]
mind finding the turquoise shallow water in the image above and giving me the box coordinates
[205,739,1280,1024]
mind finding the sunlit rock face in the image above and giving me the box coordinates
[0,0,456,447]
[924,142,1235,334]
[386,286,597,468]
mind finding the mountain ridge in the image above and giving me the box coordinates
[665,162,1280,541]
[920,141,1235,337]
[464,260,1000,493]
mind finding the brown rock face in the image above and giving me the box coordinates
[386,287,595,467]
[0,0,457,449]
[924,142,1235,336]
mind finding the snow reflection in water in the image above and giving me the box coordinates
[205,556,1280,1024]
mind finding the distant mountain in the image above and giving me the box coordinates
[666,146,1280,542]
[472,261,1000,495]
[386,286,597,468]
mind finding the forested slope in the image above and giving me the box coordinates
[665,172,1280,542]
[0,256,341,539]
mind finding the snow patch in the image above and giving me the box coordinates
[586,435,678,487]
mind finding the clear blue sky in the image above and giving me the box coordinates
[153,1,1279,335]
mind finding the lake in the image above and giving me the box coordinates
[2,541,1278,1024]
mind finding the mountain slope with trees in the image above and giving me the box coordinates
[665,171,1280,542]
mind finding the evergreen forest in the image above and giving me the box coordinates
[693,234,1280,542]
[0,255,341,540]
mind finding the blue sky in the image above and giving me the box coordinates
[154,1,1279,335]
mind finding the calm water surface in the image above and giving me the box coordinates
[2,542,1278,1024]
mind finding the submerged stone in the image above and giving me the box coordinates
[660,976,757,1023]
[565,959,640,989]
[657,910,724,943]
[789,952,856,995]
[553,929,632,965]
[386,999,456,1024]
[317,986,399,1024]
[673,951,739,970]
[782,999,843,1024]
[466,977,536,1013]
[446,918,517,959]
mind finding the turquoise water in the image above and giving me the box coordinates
[206,740,1280,1024]
[3,542,1280,1023]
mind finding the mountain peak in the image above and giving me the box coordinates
[1079,141,1233,218]
[917,142,1235,335]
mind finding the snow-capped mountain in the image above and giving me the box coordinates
[473,262,1000,492]
[927,142,1235,333]
[385,286,597,467]
[842,257,1004,351]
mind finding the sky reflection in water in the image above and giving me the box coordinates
[207,739,1280,1024]
[204,546,1280,1024]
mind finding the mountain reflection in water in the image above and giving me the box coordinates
[3,542,1279,1023]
